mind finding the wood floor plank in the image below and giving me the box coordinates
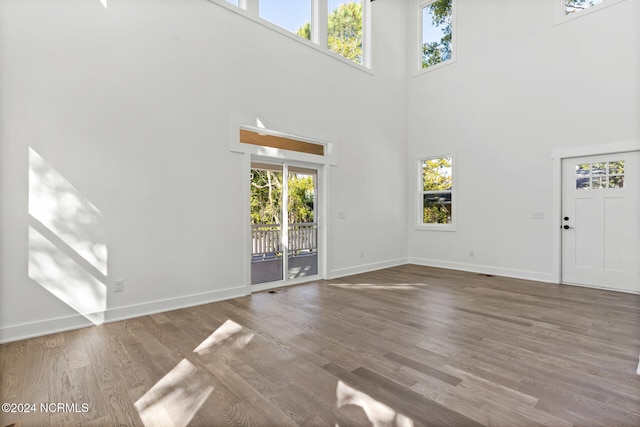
[1,265,639,426]
[0,341,26,402]
[384,351,462,386]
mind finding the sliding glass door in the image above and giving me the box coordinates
[250,161,318,286]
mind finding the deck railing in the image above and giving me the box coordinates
[251,222,317,258]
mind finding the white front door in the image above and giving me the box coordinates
[561,151,640,292]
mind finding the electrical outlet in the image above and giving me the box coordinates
[114,279,124,293]
[469,250,475,257]
[360,251,364,258]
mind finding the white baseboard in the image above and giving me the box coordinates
[560,280,640,295]
[407,257,555,283]
[329,258,408,280]
[0,285,246,344]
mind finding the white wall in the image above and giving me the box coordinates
[0,0,409,342]
[407,0,640,280]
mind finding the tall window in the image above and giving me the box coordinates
[421,0,454,70]
[420,156,454,227]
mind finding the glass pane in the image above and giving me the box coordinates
[609,160,624,175]
[565,0,606,16]
[423,157,452,191]
[592,176,606,189]
[260,0,312,37]
[576,163,590,189]
[423,192,452,224]
[225,0,239,6]
[609,175,624,188]
[422,0,452,68]
[591,162,606,175]
[251,166,284,285]
[287,170,317,280]
[328,1,363,64]
[576,163,590,174]
[576,177,590,189]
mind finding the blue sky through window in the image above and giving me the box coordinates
[329,0,352,13]
[259,0,312,34]
[422,4,448,46]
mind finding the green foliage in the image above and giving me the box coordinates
[423,203,450,224]
[287,175,315,224]
[251,170,315,225]
[422,0,452,68]
[328,2,363,63]
[297,2,363,64]
[609,160,624,174]
[251,170,283,225]
[422,157,452,191]
[297,22,311,40]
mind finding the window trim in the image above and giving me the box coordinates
[209,0,373,72]
[553,0,627,25]
[416,0,456,76]
[416,153,457,231]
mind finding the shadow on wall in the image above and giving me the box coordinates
[28,147,108,325]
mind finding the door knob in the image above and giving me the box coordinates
[563,225,574,230]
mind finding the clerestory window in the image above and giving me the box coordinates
[215,0,370,67]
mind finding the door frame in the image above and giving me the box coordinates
[231,121,336,295]
[248,157,325,292]
[551,139,640,285]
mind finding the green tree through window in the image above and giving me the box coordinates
[251,170,315,225]
[297,2,363,64]
[422,0,452,69]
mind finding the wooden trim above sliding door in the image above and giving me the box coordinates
[240,129,325,156]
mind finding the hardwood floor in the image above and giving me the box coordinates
[1,265,639,426]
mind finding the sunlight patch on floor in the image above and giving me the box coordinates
[336,380,414,427]
[134,359,213,427]
[193,319,255,355]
